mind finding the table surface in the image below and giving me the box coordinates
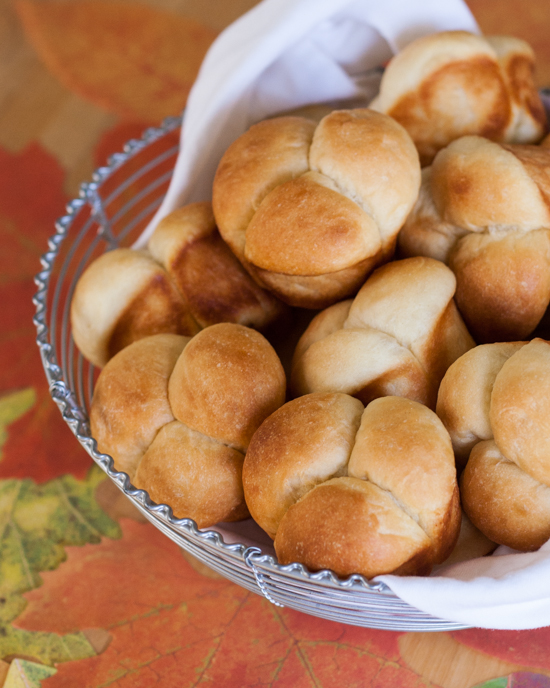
[2,0,550,686]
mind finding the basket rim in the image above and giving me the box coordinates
[33,113,471,630]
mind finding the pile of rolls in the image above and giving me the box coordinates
[74,29,550,581]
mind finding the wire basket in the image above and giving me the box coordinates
[33,115,471,632]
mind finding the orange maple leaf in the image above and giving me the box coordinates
[15,519,435,688]
[15,0,217,122]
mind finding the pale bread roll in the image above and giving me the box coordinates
[461,440,550,552]
[90,334,189,478]
[71,202,286,368]
[244,394,460,579]
[347,395,460,565]
[71,249,199,368]
[490,339,550,486]
[91,325,286,527]
[148,202,285,330]
[370,31,546,165]
[291,257,474,409]
[399,137,550,342]
[437,339,550,550]
[243,393,363,539]
[436,341,526,467]
[135,421,248,528]
[213,110,420,308]
[275,477,434,579]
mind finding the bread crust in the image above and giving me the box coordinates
[437,339,550,550]
[149,202,285,329]
[71,249,199,368]
[169,323,286,452]
[135,421,248,527]
[275,478,433,579]
[213,110,420,308]
[90,334,189,478]
[244,394,460,578]
[399,137,550,342]
[90,325,286,527]
[436,341,525,467]
[461,441,550,552]
[243,393,363,538]
[291,256,474,408]
[370,31,546,165]
[71,202,287,367]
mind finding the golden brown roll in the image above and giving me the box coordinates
[71,202,286,368]
[399,136,550,342]
[243,393,460,579]
[148,201,285,330]
[370,31,546,166]
[212,110,421,308]
[290,256,474,409]
[71,248,200,368]
[437,339,550,550]
[90,325,286,528]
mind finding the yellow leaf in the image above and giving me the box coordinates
[3,659,56,688]
[0,389,35,459]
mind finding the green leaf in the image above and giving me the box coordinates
[0,592,99,666]
[0,467,121,598]
[472,677,510,688]
[0,465,120,666]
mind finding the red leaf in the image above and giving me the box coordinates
[13,519,437,687]
[0,143,91,481]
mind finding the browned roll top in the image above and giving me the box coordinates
[370,31,546,166]
[212,109,421,308]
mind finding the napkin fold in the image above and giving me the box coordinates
[378,542,550,630]
[134,0,550,631]
[136,0,479,245]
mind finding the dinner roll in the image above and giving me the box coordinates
[90,325,286,528]
[437,339,550,550]
[399,137,550,342]
[212,110,421,308]
[243,393,460,578]
[71,202,285,368]
[71,248,199,368]
[290,257,474,409]
[370,31,546,165]
[148,202,285,329]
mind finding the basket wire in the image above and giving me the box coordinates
[33,115,469,632]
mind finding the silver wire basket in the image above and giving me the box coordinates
[33,115,471,632]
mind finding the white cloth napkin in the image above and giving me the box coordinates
[136,0,479,245]
[378,543,550,630]
[134,0,550,631]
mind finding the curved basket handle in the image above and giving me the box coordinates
[244,547,285,608]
